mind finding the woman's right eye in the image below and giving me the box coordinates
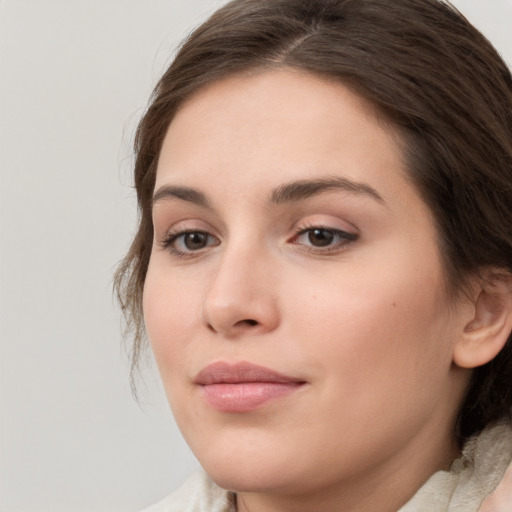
[160,230,220,256]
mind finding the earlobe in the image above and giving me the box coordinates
[453,272,512,369]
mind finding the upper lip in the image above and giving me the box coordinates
[194,361,304,385]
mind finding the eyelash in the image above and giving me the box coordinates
[290,226,358,254]
[158,226,358,258]
[159,230,220,258]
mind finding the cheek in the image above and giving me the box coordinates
[276,261,457,466]
[287,254,454,393]
[142,262,201,368]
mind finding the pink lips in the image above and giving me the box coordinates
[195,361,305,412]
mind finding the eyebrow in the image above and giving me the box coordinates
[152,185,211,208]
[152,176,385,209]
[269,176,385,205]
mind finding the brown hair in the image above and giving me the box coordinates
[115,0,512,441]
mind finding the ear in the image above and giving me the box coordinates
[453,270,512,369]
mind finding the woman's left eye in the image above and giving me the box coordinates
[292,227,358,251]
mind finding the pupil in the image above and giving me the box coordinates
[185,232,207,250]
[308,229,334,247]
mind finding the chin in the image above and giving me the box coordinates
[189,433,305,493]
[207,466,278,494]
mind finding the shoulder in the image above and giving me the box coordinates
[140,470,235,512]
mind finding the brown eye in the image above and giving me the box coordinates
[183,232,209,250]
[161,230,220,256]
[307,228,335,247]
[293,227,358,252]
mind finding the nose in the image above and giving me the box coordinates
[202,245,280,338]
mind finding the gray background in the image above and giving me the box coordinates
[1,1,511,511]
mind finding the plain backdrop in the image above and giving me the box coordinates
[0,1,511,511]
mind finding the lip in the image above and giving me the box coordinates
[195,361,306,412]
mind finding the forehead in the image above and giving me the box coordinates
[155,68,410,206]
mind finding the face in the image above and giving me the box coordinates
[144,69,470,506]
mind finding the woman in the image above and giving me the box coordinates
[115,0,512,510]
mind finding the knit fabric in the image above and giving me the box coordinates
[400,420,512,511]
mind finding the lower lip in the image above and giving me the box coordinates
[201,382,304,412]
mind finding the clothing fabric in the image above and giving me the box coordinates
[399,420,512,512]
[140,471,235,512]
[141,419,512,512]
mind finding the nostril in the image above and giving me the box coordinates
[206,318,260,334]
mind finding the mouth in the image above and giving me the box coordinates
[194,361,307,413]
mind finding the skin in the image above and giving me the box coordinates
[143,68,474,512]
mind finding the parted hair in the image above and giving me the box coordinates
[115,0,512,442]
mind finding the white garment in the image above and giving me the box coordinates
[399,420,512,511]
[141,420,512,512]
[140,471,234,512]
